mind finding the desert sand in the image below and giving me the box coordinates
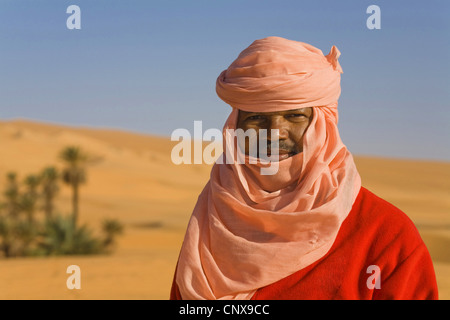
[0,118,449,299]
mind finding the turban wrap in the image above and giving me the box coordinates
[175,37,361,300]
[216,36,343,113]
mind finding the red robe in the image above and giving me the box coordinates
[170,187,438,300]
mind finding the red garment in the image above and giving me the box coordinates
[170,187,438,300]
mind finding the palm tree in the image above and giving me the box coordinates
[18,193,36,225]
[22,174,41,224]
[59,146,88,229]
[0,216,12,257]
[40,167,60,220]
[24,174,40,197]
[3,172,20,219]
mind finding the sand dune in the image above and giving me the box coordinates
[0,118,449,299]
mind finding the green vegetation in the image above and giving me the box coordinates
[0,146,123,258]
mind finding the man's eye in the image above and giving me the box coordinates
[287,113,306,118]
[247,115,265,121]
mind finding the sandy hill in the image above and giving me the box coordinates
[0,118,449,299]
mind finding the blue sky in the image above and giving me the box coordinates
[1,0,449,161]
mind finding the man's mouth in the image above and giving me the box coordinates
[264,149,295,160]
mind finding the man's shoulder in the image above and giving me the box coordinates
[349,186,424,250]
[356,187,417,227]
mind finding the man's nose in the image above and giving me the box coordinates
[267,116,289,141]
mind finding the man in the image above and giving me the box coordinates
[170,36,438,300]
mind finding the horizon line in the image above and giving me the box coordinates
[2,116,450,164]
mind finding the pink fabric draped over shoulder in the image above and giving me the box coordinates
[174,36,362,300]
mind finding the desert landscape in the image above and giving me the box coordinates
[0,119,449,300]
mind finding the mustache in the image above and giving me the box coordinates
[262,141,298,154]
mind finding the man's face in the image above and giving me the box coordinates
[236,107,313,161]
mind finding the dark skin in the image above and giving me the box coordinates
[236,107,313,160]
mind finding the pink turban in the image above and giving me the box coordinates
[216,36,343,113]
